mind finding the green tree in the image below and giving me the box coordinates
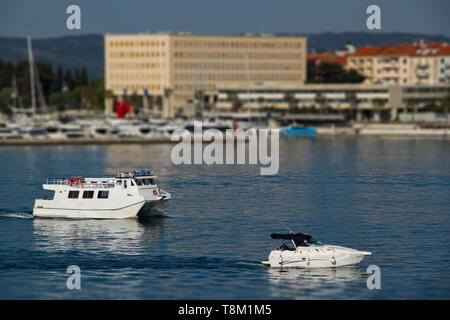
[64,69,73,91]
[0,88,13,117]
[155,95,163,110]
[51,65,64,93]
[257,96,265,109]
[226,90,242,111]
[0,60,15,89]
[81,68,88,86]
[315,92,326,112]
[310,62,364,83]
[441,93,450,123]
[283,91,296,111]
[74,68,81,88]
[128,92,141,113]
[49,91,70,112]
[345,91,357,120]
[194,90,204,116]
[407,98,418,123]
[372,98,385,122]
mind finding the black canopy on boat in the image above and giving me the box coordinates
[271,233,312,246]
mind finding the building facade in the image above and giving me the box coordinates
[348,42,450,85]
[105,33,307,116]
[216,82,450,121]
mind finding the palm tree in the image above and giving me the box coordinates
[155,95,163,110]
[345,91,357,121]
[314,92,326,113]
[128,92,140,114]
[257,96,265,110]
[164,88,173,117]
[283,91,296,111]
[406,98,418,123]
[226,90,242,111]
[372,98,385,122]
[441,93,450,124]
[104,89,114,99]
[194,90,204,116]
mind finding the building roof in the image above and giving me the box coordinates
[351,42,450,57]
[307,52,348,66]
[351,46,385,56]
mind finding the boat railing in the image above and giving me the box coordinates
[46,179,115,188]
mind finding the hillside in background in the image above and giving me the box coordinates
[305,32,450,52]
[0,34,104,78]
[0,32,449,79]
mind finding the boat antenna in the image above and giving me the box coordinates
[279,221,294,234]
[278,221,297,249]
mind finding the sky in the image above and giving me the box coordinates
[0,0,449,38]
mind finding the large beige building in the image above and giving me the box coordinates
[104,33,307,116]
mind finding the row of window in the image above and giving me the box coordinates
[107,84,162,91]
[173,84,216,92]
[68,190,109,199]
[173,51,303,60]
[173,62,302,71]
[174,73,302,81]
[109,39,304,49]
[108,50,303,61]
[172,40,303,50]
[109,41,166,47]
[109,73,162,81]
[109,63,164,70]
[109,51,166,58]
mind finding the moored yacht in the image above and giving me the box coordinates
[33,170,171,219]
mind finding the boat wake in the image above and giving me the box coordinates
[0,209,33,219]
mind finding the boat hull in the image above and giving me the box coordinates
[262,246,371,268]
[32,199,169,219]
[137,199,170,217]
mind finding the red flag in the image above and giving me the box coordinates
[115,102,124,119]
[232,117,238,132]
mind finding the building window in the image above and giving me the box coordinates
[82,191,94,199]
[68,191,79,199]
[98,191,109,199]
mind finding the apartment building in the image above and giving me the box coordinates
[437,47,450,84]
[104,33,307,116]
[348,42,450,85]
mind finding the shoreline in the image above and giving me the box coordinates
[1,129,449,146]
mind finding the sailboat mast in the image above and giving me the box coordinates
[159,37,165,117]
[27,36,37,114]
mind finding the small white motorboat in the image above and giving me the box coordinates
[262,231,371,268]
[33,170,171,219]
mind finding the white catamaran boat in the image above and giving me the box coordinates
[262,231,371,268]
[33,170,171,219]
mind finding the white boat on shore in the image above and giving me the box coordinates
[262,231,371,268]
[33,170,171,219]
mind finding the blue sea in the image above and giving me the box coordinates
[0,137,449,299]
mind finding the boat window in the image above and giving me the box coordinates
[82,191,94,199]
[68,191,79,199]
[130,180,135,186]
[124,180,127,188]
[143,179,150,185]
[149,178,155,185]
[135,179,143,186]
[98,191,109,199]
